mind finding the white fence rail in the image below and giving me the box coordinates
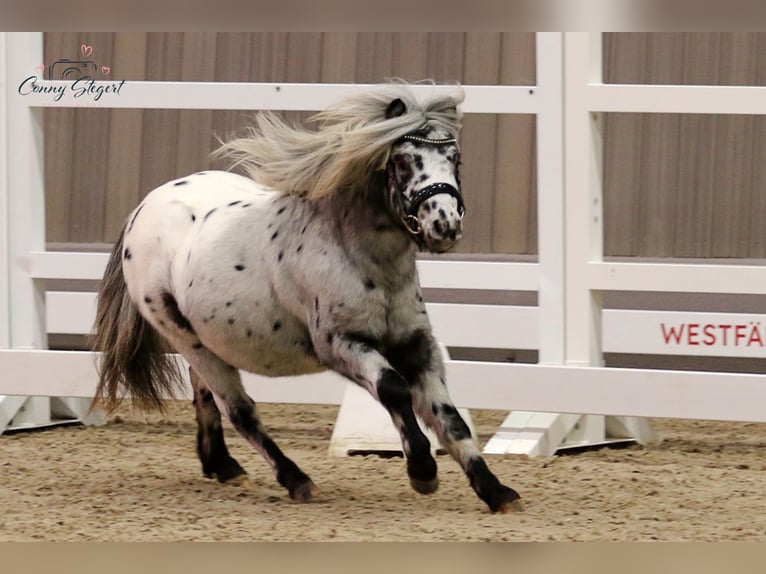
[3,32,766,437]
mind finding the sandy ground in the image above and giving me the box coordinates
[1,401,766,542]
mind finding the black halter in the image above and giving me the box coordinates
[391,134,465,236]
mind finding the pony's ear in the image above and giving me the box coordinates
[385,98,407,119]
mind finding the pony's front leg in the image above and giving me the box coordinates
[401,338,525,513]
[319,333,439,495]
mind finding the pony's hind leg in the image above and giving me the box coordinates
[190,367,249,486]
[186,348,317,502]
[136,289,315,502]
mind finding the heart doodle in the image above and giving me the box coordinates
[101,65,111,75]
[35,64,45,75]
[81,44,93,57]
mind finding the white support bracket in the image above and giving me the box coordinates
[483,411,657,457]
[0,395,104,433]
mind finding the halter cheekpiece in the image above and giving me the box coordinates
[393,134,465,237]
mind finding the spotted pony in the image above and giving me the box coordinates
[92,83,523,513]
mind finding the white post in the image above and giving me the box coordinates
[536,32,566,366]
[484,32,572,456]
[562,32,654,447]
[6,32,47,351]
[0,33,101,432]
[486,32,654,455]
[0,33,10,350]
[564,32,605,369]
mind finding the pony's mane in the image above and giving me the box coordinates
[214,82,465,199]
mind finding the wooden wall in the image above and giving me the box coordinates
[43,33,766,258]
[43,33,537,254]
[603,33,766,258]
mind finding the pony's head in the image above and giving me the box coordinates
[383,97,464,253]
[214,82,466,253]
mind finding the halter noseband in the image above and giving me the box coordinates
[393,134,465,236]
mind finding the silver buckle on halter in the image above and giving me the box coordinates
[404,214,422,235]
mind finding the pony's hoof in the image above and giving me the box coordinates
[224,474,252,488]
[410,476,439,495]
[496,497,525,513]
[289,480,318,502]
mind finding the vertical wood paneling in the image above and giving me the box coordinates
[459,35,501,253]
[354,33,395,83]
[320,33,357,82]
[604,33,766,258]
[286,33,323,83]
[643,115,681,257]
[251,33,290,82]
[427,33,465,83]
[602,114,642,256]
[392,34,429,80]
[499,33,536,85]
[176,34,217,177]
[212,33,255,154]
[43,32,536,253]
[491,115,536,254]
[104,33,147,241]
[748,118,766,256]
[711,116,755,256]
[67,33,114,243]
[43,32,78,243]
[499,33,537,254]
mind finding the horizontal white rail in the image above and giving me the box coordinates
[417,260,539,291]
[586,84,766,115]
[45,291,539,350]
[587,261,766,295]
[46,291,766,358]
[30,251,109,281]
[17,81,542,114]
[39,251,766,296]
[31,251,541,291]
[4,349,766,422]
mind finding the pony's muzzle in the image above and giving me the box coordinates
[419,193,464,253]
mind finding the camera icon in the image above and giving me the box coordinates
[47,59,98,80]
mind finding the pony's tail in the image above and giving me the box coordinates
[90,224,182,414]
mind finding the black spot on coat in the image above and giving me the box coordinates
[386,329,433,383]
[161,291,196,334]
